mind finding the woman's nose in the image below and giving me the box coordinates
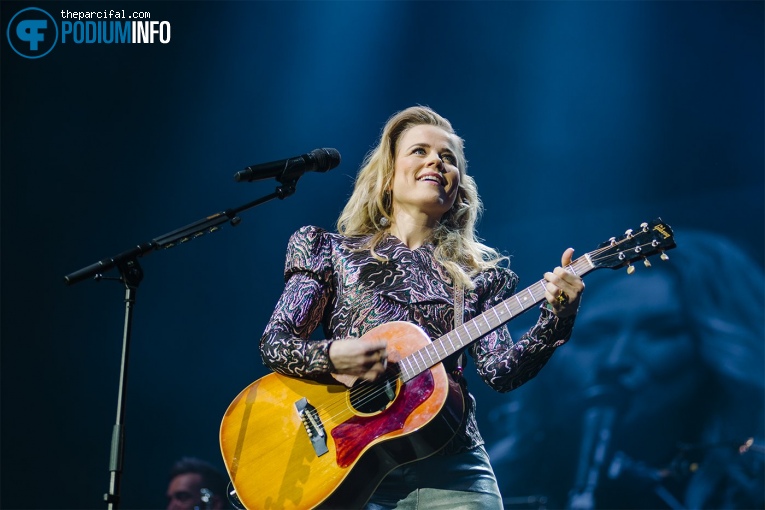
[597,332,638,386]
[604,330,631,368]
[426,151,444,169]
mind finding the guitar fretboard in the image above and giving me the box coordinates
[398,255,594,382]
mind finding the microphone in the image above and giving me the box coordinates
[234,148,341,183]
[566,381,628,510]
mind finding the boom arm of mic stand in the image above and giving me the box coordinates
[63,181,297,286]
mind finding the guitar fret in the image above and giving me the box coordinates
[527,286,537,304]
[425,344,435,363]
[451,328,462,350]
[408,357,418,378]
[399,358,411,380]
[467,321,480,340]
[420,346,429,365]
[409,356,420,375]
[482,313,492,333]
[417,349,426,368]
[432,342,445,360]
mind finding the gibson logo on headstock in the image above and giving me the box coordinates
[653,224,671,239]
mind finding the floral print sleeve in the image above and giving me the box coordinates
[470,267,576,393]
[259,226,335,380]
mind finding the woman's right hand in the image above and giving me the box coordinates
[329,338,388,382]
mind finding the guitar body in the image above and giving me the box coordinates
[220,321,466,510]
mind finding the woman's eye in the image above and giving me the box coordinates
[412,147,426,155]
[442,154,456,163]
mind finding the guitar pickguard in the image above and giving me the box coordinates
[331,370,435,467]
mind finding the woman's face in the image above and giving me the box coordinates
[390,124,461,224]
[551,271,701,426]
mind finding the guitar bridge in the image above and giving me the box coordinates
[295,397,328,457]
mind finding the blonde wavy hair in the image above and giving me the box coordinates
[337,106,507,289]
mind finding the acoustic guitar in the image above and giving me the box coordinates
[220,219,676,509]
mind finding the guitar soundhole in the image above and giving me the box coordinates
[349,376,399,414]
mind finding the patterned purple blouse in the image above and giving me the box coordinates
[260,225,576,450]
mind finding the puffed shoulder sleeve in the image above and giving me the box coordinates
[284,225,333,283]
[259,226,335,380]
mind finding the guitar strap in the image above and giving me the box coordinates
[453,282,466,377]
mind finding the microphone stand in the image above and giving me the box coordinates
[64,180,300,509]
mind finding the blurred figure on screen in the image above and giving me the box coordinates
[487,230,764,509]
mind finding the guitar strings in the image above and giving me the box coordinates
[312,239,659,425]
[306,372,404,426]
[307,238,663,435]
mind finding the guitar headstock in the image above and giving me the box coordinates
[588,219,676,272]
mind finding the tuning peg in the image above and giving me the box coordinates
[625,229,634,238]
[643,257,652,268]
[627,262,635,274]
[640,222,649,231]
[609,236,617,246]
[660,251,669,261]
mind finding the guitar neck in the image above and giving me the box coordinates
[395,218,676,382]
[398,255,595,382]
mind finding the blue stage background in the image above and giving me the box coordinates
[2,1,762,508]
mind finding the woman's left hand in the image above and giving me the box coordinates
[544,248,585,318]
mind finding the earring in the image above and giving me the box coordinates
[379,216,390,227]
